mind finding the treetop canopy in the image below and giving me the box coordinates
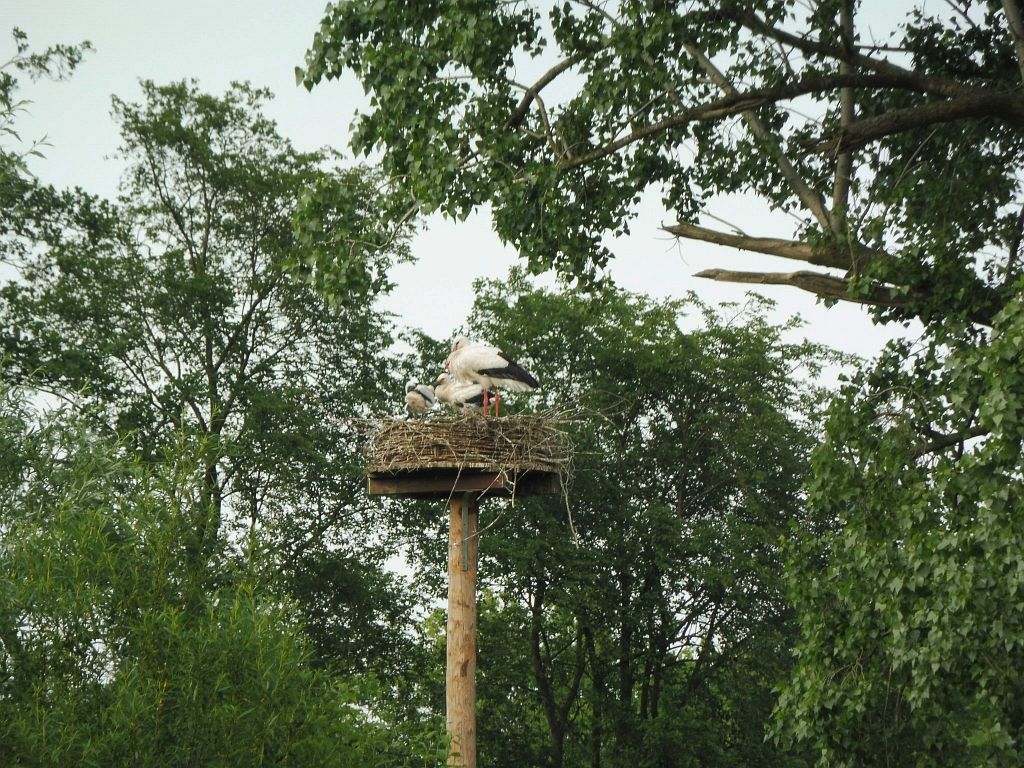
[299,0,1023,330]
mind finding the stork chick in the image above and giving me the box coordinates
[404,379,436,417]
[434,372,491,411]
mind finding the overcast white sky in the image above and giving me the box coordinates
[5,0,918,365]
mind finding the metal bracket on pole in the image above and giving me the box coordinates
[461,491,472,572]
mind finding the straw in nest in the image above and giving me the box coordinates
[363,413,570,476]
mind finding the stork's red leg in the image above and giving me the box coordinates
[483,389,489,417]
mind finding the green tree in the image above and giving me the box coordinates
[299,3,1024,762]
[297,0,1019,324]
[0,383,446,767]
[773,301,1024,766]
[401,274,834,767]
[0,79,416,681]
[1,28,97,262]
[0,68,448,761]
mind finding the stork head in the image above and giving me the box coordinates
[434,372,449,386]
[405,379,418,394]
[446,336,470,370]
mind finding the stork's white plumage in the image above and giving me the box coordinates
[444,336,539,416]
[404,380,436,417]
[433,372,489,410]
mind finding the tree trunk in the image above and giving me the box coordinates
[530,581,571,768]
[582,625,604,768]
[614,569,635,750]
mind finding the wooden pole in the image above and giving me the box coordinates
[447,493,478,768]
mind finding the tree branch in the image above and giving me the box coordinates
[681,41,836,232]
[720,6,973,99]
[532,90,573,161]
[803,92,1024,154]
[831,0,856,233]
[693,267,907,308]
[557,624,586,731]
[529,580,565,757]
[913,424,989,457]
[1001,0,1024,84]
[555,73,943,175]
[701,266,1002,325]
[943,0,981,32]
[507,52,586,129]
[1006,200,1024,284]
[663,221,887,271]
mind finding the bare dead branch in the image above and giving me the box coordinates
[700,211,750,236]
[663,221,887,271]
[696,267,1001,325]
[694,267,906,307]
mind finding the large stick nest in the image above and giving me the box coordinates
[363,413,571,475]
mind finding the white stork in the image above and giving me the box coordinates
[433,372,490,410]
[444,336,539,417]
[404,379,436,417]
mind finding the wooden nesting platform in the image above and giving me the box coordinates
[363,413,570,768]
[363,414,568,499]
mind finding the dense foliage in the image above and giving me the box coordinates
[394,275,837,767]
[0,78,423,681]
[298,0,1021,325]
[17,4,1021,763]
[0,387,407,766]
[775,302,1024,766]
[297,1,1024,764]
[1,41,445,765]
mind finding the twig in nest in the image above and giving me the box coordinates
[361,412,573,476]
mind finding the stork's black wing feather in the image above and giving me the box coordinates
[479,359,539,389]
